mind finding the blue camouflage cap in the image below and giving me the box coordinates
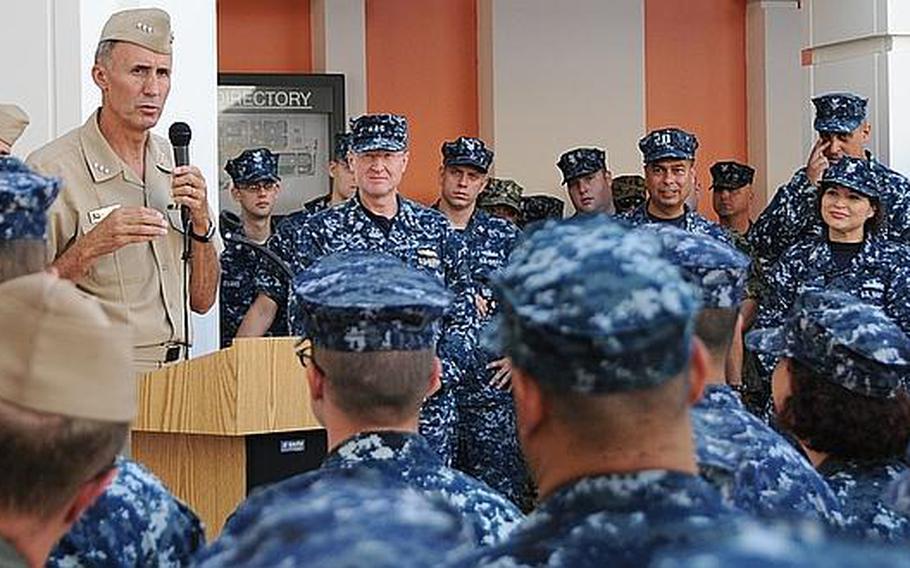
[225,148,280,186]
[350,114,408,153]
[441,136,493,173]
[0,156,60,240]
[813,92,868,134]
[642,225,750,308]
[710,161,754,191]
[290,251,452,352]
[556,148,607,185]
[820,155,879,199]
[489,215,701,394]
[639,128,698,164]
[746,289,910,399]
[332,133,353,162]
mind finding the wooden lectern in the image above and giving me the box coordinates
[132,338,325,537]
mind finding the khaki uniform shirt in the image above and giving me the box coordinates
[27,110,199,366]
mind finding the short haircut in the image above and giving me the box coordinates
[0,399,128,518]
[94,39,117,66]
[545,371,691,441]
[779,359,910,460]
[0,240,47,284]
[312,348,435,424]
[694,307,739,359]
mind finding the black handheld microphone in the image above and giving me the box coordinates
[169,122,193,360]
[169,121,191,167]
[168,122,192,224]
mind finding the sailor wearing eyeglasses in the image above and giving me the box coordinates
[219,147,284,347]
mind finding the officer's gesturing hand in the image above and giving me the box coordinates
[87,207,168,256]
[53,206,168,281]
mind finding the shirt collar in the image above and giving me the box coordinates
[322,430,439,470]
[79,108,173,186]
[537,470,724,519]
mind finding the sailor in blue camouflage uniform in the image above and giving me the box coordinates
[755,156,910,375]
[238,116,474,464]
[620,127,735,246]
[750,92,910,273]
[749,289,910,543]
[199,251,521,563]
[644,225,843,526]
[710,160,756,250]
[49,457,205,568]
[234,133,356,339]
[462,216,743,567]
[556,147,614,216]
[433,136,531,509]
[219,148,284,346]
[195,471,477,568]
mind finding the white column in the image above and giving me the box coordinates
[0,0,220,356]
[311,0,366,120]
[478,0,645,212]
[746,0,808,207]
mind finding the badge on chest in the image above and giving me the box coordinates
[417,248,441,270]
[86,204,121,228]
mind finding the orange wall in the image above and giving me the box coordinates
[645,0,748,218]
[217,0,312,73]
[365,0,479,204]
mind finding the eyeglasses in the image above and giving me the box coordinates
[237,182,279,193]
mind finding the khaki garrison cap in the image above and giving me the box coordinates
[99,8,173,55]
[0,273,136,422]
[0,104,29,148]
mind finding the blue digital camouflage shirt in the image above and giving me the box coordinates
[651,518,910,568]
[749,152,910,273]
[49,457,204,567]
[206,431,522,555]
[453,208,521,403]
[692,384,843,525]
[252,196,334,328]
[219,222,285,346]
[194,469,478,568]
[619,203,736,247]
[257,194,474,339]
[462,470,738,567]
[446,208,532,509]
[756,236,910,342]
[819,457,910,543]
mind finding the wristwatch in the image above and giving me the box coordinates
[190,219,216,243]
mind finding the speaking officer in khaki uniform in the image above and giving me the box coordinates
[27,8,219,371]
